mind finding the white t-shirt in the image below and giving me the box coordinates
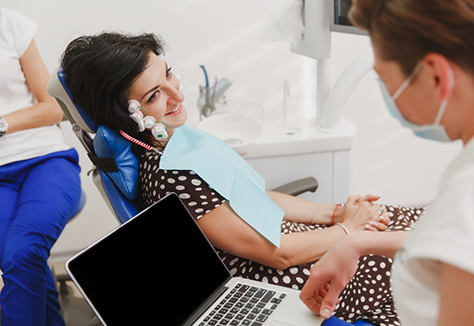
[0,8,68,166]
[392,137,474,325]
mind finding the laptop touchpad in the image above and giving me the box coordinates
[268,321,301,326]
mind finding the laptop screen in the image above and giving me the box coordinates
[66,193,232,325]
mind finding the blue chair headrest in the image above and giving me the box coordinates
[93,125,139,201]
[57,69,99,133]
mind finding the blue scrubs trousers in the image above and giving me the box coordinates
[0,149,81,326]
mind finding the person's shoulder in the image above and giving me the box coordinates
[139,150,162,165]
[0,7,37,56]
[0,8,30,24]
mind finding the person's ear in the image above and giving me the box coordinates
[423,53,455,101]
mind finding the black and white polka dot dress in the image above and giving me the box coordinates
[138,150,425,326]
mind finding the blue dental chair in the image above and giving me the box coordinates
[48,68,141,225]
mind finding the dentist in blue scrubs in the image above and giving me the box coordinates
[300,0,474,325]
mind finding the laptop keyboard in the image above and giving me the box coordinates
[198,283,287,326]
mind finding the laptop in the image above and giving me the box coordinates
[65,192,323,326]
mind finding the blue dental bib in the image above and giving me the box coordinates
[160,124,283,247]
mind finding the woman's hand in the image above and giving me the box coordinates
[340,194,390,233]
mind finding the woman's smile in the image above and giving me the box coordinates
[166,103,182,116]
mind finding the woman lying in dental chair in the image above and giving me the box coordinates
[60,32,424,326]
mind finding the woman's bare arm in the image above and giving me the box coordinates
[266,191,342,225]
[196,195,390,270]
[266,191,388,229]
[3,40,63,134]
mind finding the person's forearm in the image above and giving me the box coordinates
[351,230,409,258]
[277,227,407,268]
[266,191,342,225]
[3,39,64,135]
[4,100,63,134]
[274,225,349,268]
[198,201,352,270]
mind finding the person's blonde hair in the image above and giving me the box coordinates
[349,0,474,76]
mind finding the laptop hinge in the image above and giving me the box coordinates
[182,276,232,326]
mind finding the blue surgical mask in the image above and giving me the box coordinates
[379,61,454,142]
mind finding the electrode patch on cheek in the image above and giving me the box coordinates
[128,99,168,140]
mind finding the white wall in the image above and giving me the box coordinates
[3,0,462,260]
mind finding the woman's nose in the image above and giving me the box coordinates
[167,87,185,105]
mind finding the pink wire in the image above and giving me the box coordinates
[119,130,162,155]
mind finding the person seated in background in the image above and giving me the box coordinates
[0,7,82,326]
[60,32,423,326]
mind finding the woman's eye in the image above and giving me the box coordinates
[148,90,160,102]
[166,66,172,80]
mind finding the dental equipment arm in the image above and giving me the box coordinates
[197,65,232,118]
[319,48,374,130]
[213,78,232,104]
[199,85,216,118]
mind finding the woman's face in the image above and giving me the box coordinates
[372,41,440,127]
[128,52,187,136]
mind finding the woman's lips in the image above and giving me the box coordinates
[165,103,182,116]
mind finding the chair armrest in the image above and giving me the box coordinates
[271,177,318,197]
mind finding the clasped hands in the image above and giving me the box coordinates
[338,194,390,234]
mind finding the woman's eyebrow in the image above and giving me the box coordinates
[141,85,160,103]
[139,62,169,103]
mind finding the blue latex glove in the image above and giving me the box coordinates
[321,316,377,326]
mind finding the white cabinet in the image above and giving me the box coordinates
[243,118,356,204]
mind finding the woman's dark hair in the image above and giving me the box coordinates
[349,0,474,77]
[61,32,166,153]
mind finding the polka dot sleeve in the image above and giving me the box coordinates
[138,151,226,220]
